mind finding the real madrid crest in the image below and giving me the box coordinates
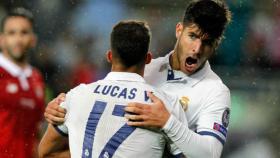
[179,96,189,111]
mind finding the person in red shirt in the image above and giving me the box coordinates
[0,8,45,158]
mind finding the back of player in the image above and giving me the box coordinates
[56,72,182,158]
[39,20,185,158]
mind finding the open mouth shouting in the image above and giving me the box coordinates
[185,57,198,73]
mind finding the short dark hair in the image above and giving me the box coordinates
[1,7,34,32]
[183,0,231,40]
[110,20,151,68]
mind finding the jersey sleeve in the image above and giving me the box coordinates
[160,89,229,158]
[196,89,231,145]
[160,91,188,155]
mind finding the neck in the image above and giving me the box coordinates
[2,51,28,68]
[169,51,180,70]
[111,64,144,77]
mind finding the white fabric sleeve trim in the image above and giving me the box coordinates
[53,124,68,137]
[162,115,224,158]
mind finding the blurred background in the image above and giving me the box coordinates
[0,0,279,157]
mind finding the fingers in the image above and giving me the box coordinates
[125,105,144,115]
[45,107,66,118]
[55,93,66,104]
[125,114,150,127]
[46,99,66,117]
[44,93,67,125]
[147,91,160,103]
[126,102,146,108]
[127,121,147,127]
[44,112,65,125]
[125,96,169,128]
[124,113,146,121]
[58,93,66,99]
[57,106,67,113]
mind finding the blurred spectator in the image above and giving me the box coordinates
[214,0,253,66]
[70,49,98,87]
[267,8,280,66]
[71,0,128,66]
[240,0,280,67]
[243,10,273,67]
[0,8,45,158]
[227,139,276,158]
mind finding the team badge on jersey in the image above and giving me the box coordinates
[179,96,189,111]
[6,83,18,94]
[222,108,230,127]
[35,86,44,98]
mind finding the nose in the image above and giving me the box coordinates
[192,39,202,54]
[14,33,25,45]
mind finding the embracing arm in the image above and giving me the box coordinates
[38,124,70,158]
[125,92,228,158]
[162,114,223,158]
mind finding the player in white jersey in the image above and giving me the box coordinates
[39,20,186,158]
[44,0,232,158]
[125,1,232,157]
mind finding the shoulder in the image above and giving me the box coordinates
[144,55,170,85]
[68,83,92,94]
[31,67,44,79]
[67,81,102,96]
[0,66,9,78]
[199,70,231,109]
[145,56,167,72]
[204,70,230,93]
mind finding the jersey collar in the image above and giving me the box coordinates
[161,51,210,87]
[104,72,146,83]
[0,53,32,78]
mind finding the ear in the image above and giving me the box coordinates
[175,22,183,39]
[106,50,113,63]
[30,33,37,48]
[145,52,152,64]
[0,32,5,48]
[0,33,3,48]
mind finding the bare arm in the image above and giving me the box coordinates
[38,124,70,158]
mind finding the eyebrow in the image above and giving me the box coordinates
[188,31,211,40]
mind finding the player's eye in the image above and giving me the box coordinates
[21,30,31,35]
[6,30,16,35]
[189,33,197,40]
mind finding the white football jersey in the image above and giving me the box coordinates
[56,72,186,158]
[144,51,231,146]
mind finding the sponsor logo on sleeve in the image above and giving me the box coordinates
[213,122,227,137]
